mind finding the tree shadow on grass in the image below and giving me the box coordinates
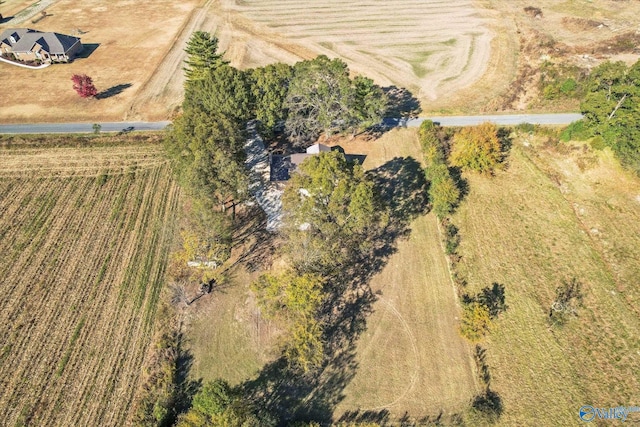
[96,83,132,99]
[447,165,470,200]
[363,86,422,140]
[369,156,429,222]
[229,204,277,273]
[175,340,202,416]
[238,156,431,425]
[498,127,514,170]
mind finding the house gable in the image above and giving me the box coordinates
[269,144,364,182]
[0,28,82,62]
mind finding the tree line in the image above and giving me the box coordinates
[417,119,507,342]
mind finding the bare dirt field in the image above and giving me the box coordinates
[453,137,640,425]
[0,136,180,426]
[0,0,198,123]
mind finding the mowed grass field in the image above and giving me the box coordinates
[187,129,478,421]
[0,0,198,123]
[0,136,180,426]
[335,131,477,417]
[453,137,640,425]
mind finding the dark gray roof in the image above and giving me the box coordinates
[270,155,292,182]
[0,28,80,54]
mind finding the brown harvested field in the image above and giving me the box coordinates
[214,0,501,112]
[0,0,198,123]
[1,0,509,121]
[452,137,640,425]
[3,1,639,123]
[0,136,180,426]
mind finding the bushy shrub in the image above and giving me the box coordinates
[450,122,502,174]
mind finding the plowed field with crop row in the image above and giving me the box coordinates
[0,140,179,426]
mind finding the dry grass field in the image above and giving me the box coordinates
[334,131,478,418]
[2,0,639,122]
[0,135,180,426]
[187,265,281,386]
[452,137,640,425]
[0,0,37,19]
[0,0,198,123]
[1,0,506,121]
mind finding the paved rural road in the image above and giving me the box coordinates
[0,113,582,134]
[382,113,584,128]
[0,121,172,134]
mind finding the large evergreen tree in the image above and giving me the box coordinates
[249,63,294,138]
[284,56,387,146]
[184,64,252,126]
[183,31,227,81]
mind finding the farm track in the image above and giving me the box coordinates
[127,0,217,120]
[0,143,179,426]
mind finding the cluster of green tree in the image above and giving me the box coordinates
[419,120,503,217]
[568,59,640,174]
[176,379,276,426]
[162,32,391,425]
[418,120,460,218]
[539,61,588,100]
[248,55,387,144]
[250,151,383,372]
[164,32,388,268]
[284,56,388,146]
[249,55,388,145]
[164,32,250,270]
[177,377,384,427]
[282,150,381,274]
[417,120,507,343]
